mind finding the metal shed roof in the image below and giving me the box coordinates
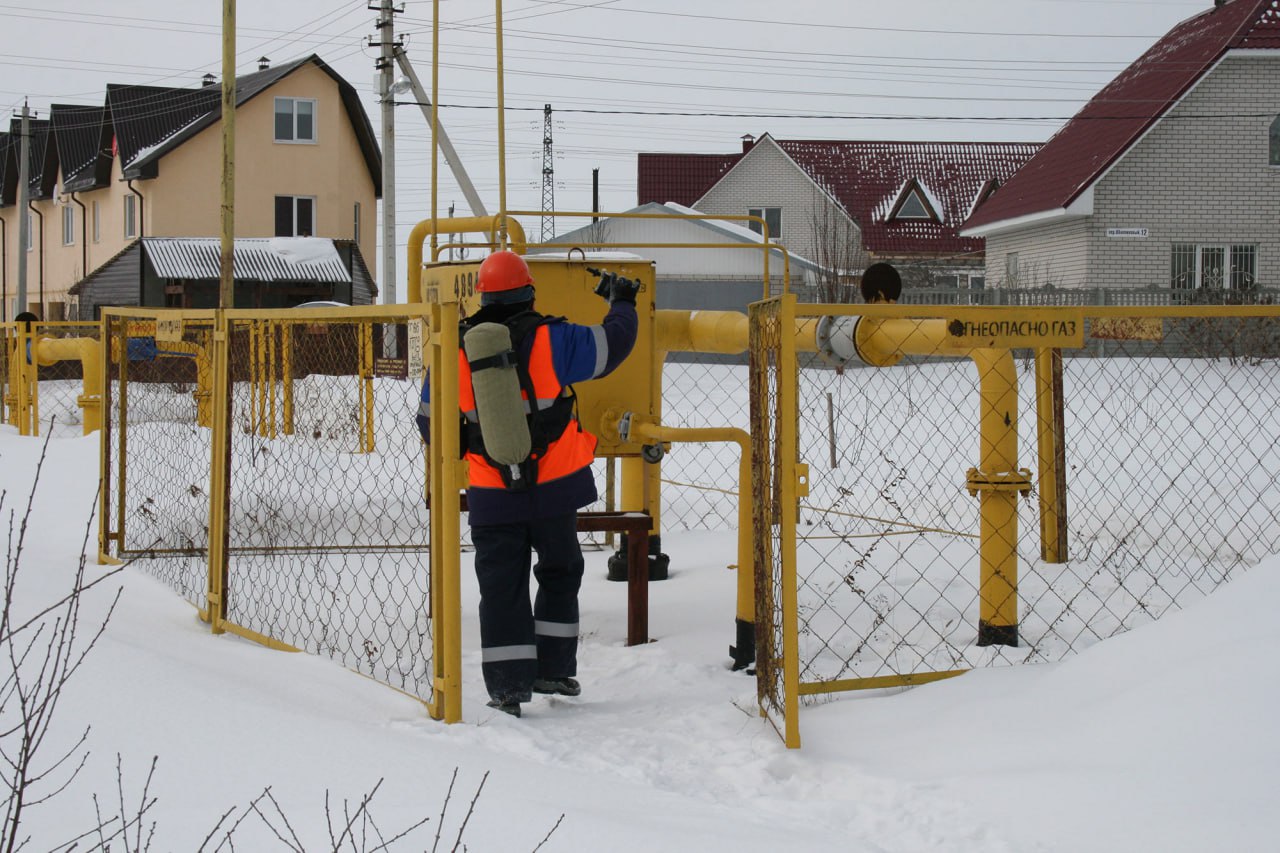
[144,237,351,283]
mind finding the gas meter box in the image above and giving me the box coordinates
[420,256,657,457]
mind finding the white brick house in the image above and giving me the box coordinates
[962,0,1280,292]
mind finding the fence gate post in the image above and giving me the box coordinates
[205,310,232,632]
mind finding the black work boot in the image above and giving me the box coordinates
[486,699,522,717]
[532,677,581,697]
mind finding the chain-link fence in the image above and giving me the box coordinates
[103,312,218,605]
[221,313,430,696]
[102,308,434,702]
[748,298,1280,746]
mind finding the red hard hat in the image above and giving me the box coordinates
[477,250,534,293]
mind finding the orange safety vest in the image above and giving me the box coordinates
[458,323,597,490]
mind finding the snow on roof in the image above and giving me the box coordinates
[144,237,349,282]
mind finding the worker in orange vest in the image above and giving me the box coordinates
[417,250,638,717]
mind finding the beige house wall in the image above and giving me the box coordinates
[2,61,377,321]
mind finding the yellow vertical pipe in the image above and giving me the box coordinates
[16,326,34,436]
[494,0,508,248]
[439,301,464,724]
[195,337,213,429]
[778,293,801,749]
[267,320,278,440]
[250,321,262,436]
[1035,348,1067,563]
[430,0,439,261]
[115,330,129,555]
[427,302,445,721]
[972,348,1020,646]
[205,312,232,632]
[97,317,113,563]
[359,323,375,453]
[281,321,294,435]
[4,334,17,427]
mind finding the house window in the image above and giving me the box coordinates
[274,98,317,143]
[353,202,361,242]
[1171,243,1257,289]
[62,204,75,246]
[748,207,782,240]
[124,195,137,238]
[896,191,931,219]
[1005,252,1019,286]
[92,200,100,243]
[275,195,316,237]
[1271,116,1280,166]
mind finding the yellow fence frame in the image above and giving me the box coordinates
[756,299,1280,748]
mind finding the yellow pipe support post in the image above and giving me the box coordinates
[14,325,35,435]
[1035,348,1068,563]
[282,321,294,435]
[359,322,375,454]
[428,298,465,724]
[268,320,278,441]
[205,313,233,632]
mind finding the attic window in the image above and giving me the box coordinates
[275,97,317,144]
[1270,115,1280,166]
[888,179,939,222]
[748,207,782,240]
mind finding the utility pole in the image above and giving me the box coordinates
[540,104,555,243]
[372,0,403,311]
[392,52,487,218]
[16,102,30,314]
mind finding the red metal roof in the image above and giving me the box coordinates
[636,152,742,207]
[775,139,1039,256]
[637,138,1037,256]
[964,0,1278,233]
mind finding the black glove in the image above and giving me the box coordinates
[589,269,641,304]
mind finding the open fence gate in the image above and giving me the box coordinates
[99,306,456,714]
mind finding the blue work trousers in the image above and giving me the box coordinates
[471,513,583,703]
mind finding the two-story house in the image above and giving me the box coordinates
[0,54,381,320]
[638,134,1039,293]
[961,0,1280,293]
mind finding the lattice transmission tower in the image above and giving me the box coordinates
[541,103,555,242]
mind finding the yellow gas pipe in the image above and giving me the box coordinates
[406,216,527,304]
[32,336,104,435]
[838,315,1026,646]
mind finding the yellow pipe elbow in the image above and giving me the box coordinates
[407,215,528,303]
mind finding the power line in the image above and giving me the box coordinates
[398,101,1280,123]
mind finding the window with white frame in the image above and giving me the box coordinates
[1171,243,1257,289]
[1005,252,1019,286]
[62,204,75,246]
[124,195,137,238]
[275,195,316,237]
[92,200,100,243]
[747,207,782,241]
[274,97,317,143]
[1270,115,1280,166]
[25,211,33,251]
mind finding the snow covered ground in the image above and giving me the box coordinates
[2,425,1277,851]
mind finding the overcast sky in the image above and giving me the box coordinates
[1,0,1208,257]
